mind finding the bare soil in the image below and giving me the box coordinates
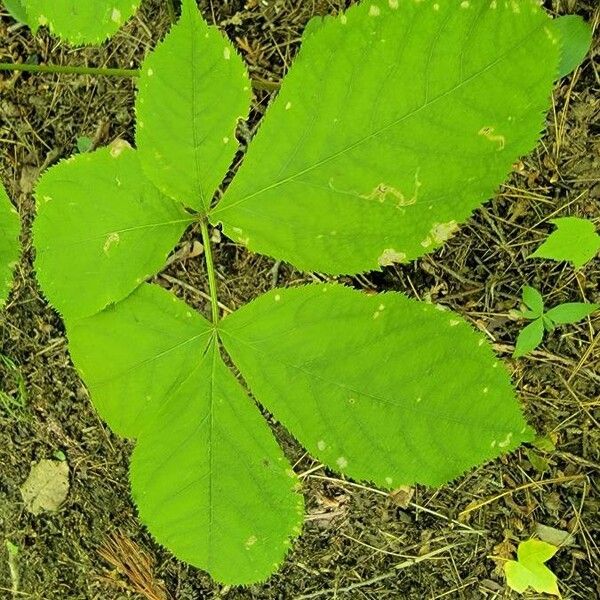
[0,1,598,598]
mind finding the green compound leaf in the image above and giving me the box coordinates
[22,0,142,45]
[545,302,599,325]
[69,284,303,584]
[34,143,193,321]
[0,181,21,307]
[212,0,559,275]
[135,0,252,213]
[529,217,600,269]
[522,285,544,316]
[221,284,533,488]
[513,318,544,358]
[551,15,593,78]
[504,539,560,596]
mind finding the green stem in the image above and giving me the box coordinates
[0,62,279,90]
[0,62,138,78]
[200,219,220,326]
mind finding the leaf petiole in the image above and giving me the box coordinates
[200,219,220,326]
[0,62,278,90]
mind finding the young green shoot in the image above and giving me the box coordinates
[513,286,598,358]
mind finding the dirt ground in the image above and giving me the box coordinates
[0,0,598,598]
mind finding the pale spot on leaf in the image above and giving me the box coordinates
[543,27,559,46]
[336,456,348,469]
[421,221,459,248]
[362,173,420,208]
[378,248,407,266]
[103,232,120,255]
[478,126,506,150]
[109,139,131,158]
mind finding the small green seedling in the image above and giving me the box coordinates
[28,0,592,586]
[504,539,560,596]
[529,217,600,269]
[3,0,142,44]
[513,286,598,357]
[0,180,20,308]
